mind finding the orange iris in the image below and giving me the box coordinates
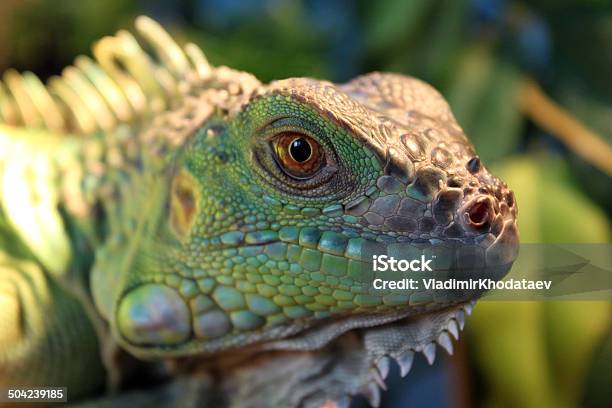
[272,132,324,179]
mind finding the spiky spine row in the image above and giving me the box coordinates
[0,17,212,135]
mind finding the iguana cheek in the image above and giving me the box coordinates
[116,284,191,345]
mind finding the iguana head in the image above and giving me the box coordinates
[98,71,518,358]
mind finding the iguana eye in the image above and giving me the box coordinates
[272,132,325,179]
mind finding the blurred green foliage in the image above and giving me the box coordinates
[470,154,610,407]
[0,0,609,407]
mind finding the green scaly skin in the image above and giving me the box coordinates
[0,17,519,407]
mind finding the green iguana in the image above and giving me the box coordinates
[0,17,519,407]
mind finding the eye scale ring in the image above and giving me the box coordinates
[271,132,325,179]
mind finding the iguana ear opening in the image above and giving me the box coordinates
[169,169,200,239]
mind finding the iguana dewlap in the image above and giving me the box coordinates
[0,16,518,407]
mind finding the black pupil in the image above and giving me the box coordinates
[289,138,312,162]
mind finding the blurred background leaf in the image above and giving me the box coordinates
[469,154,610,408]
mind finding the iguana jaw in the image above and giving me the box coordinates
[108,183,516,360]
[97,177,517,350]
[109,206,515,358]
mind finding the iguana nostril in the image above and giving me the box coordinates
[466,199,490,227]
[117,284,191,346]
